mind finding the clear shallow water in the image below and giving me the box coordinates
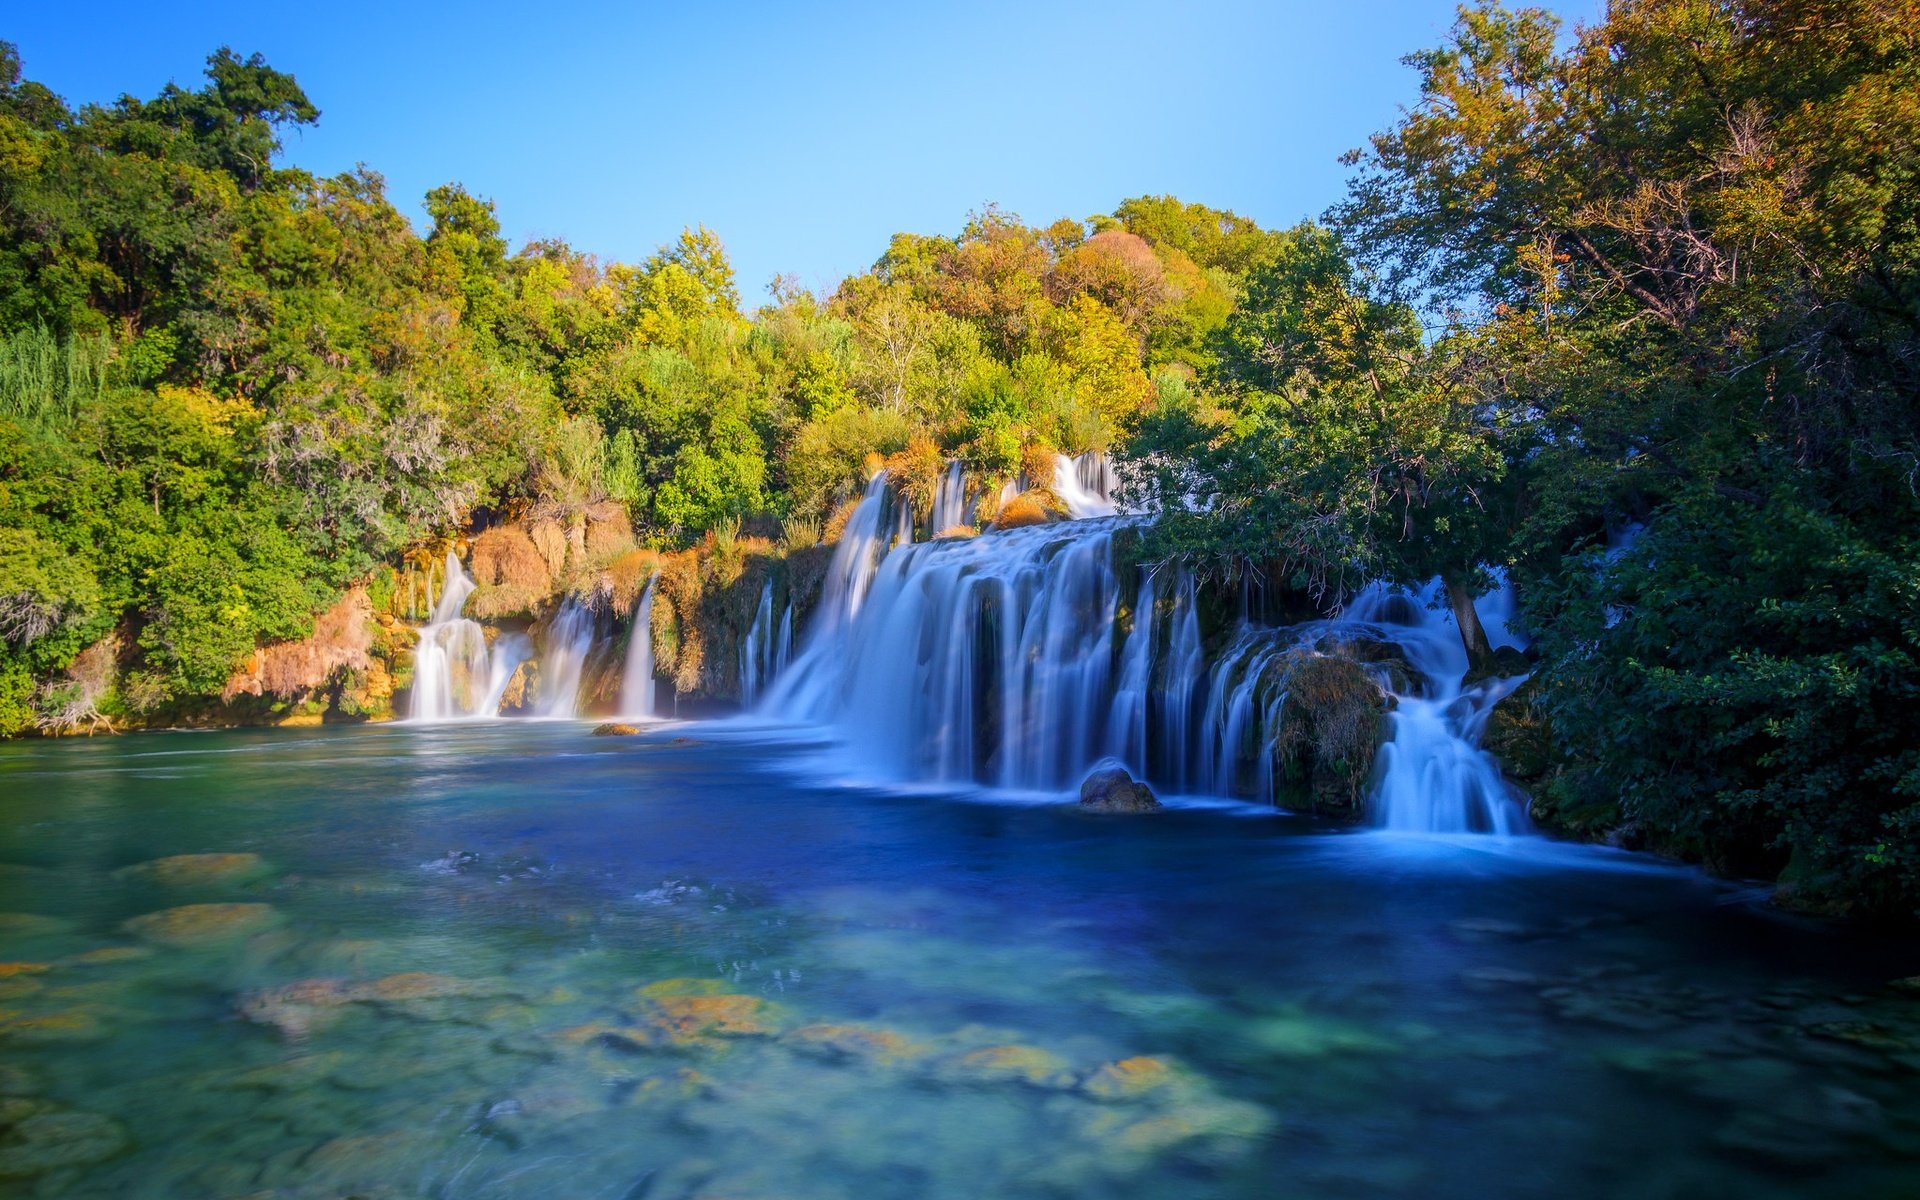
[0,724,1918,1199]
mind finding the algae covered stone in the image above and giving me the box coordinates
[1082,1055,1180,1100]
[115,852,269,887]
[934,1043,1076,1088]
[123,902,281,946]
[784,1023,925,1065]
[0,1102,129,1178]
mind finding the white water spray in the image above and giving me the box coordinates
[619,574,660,718]
[410,550,525,721]
[531,599,594,719]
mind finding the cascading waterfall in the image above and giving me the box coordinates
[1051,452,1117,518]
[1346,581,1530,834]
[410,550,526,721]
[774,603,793,677]
[763,476,1532,833]
[930,461,971,534]
[740,579,775,707]
[619,574,661,718]
[530,599,594,719]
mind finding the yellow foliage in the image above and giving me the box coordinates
[991,489,1067,531]
[823,498,861,545]
[883,434,945,523]
[157,384,252,437]
[1019,441,1058,490]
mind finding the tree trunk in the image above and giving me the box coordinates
[1443,572,1493,676]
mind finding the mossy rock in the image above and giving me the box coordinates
[1481,675,1557,786]
[784,1023,926,1065]
[1079,763,1162,813]
[122,902,281,946]
[0,1102,128,1178]
[1272,652,1385,817]
[932,1043,1075,1088]
[114,852,270,887]
[989,488,1069,531]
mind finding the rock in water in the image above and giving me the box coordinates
[591,723,641,736]
[1079,762,1162,813]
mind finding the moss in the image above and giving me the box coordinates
[471,527,552,594]
[822,496,861,545]
[1019,440,1058,490]
[990,488,1068,531]
[883,434,946,524]
[1275,652,1385,816]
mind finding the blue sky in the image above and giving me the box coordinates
[10,1,1599,298]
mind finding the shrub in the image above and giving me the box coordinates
[781,515,821,552]
[990,489,1067,531]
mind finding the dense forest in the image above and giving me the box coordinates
[2,0,1917,920]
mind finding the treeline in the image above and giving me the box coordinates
[1123,0,1920,919]
[0,40,1284,734]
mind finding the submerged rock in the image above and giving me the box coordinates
[933,1043,1075,1088]
[783,1022,924,1065]
[238,971,518,1037]
[642,994,780,1044]
[0,1010,109,1044]
[115,852,269,887]
[0,1100,128,1178]
[1079,762,1162,814]
[0,914,73,939]
[591,722,641,736]
[122,902,281,946]
[1081,1055,1180,1101]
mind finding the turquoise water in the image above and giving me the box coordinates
[0,722,1917,1199]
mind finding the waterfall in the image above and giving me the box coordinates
[740,579,774,706]
[774,603,792,677]
[930,461,971,534]
[530,599,594,719]
[410,550,526,721]
[892,489,915,547]
[619,574,660,718]
[763,484,1531,833]
[1051,453,1117,518]
[1343,581,1530,834]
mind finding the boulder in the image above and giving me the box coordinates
[114,852,269,887]
[1078,762,1162,813]
[121,902,280,946]
[591,723,640,736]
[0,1102,128,1179]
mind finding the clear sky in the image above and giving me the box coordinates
[9,1,1600,299]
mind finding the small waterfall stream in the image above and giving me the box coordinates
[740,579,775,707]
[1051,452,1118,518]
[410,550,526,721]
[930,461,971,534]
[619,574,661,718]
[530,599,594,718]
